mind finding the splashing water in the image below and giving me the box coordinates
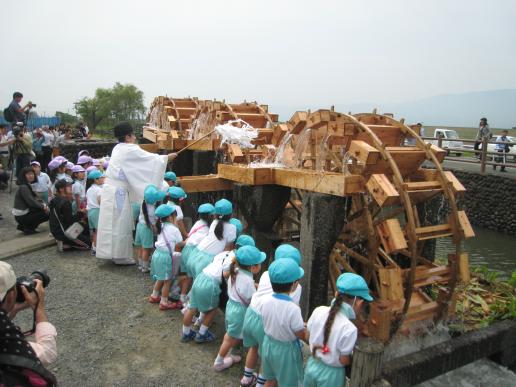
[383,323,451,361]
[315,133,330,172]
[215,119,258,148]
[293,128,312,168]
[189,111,213,140]
[273,133,294,166]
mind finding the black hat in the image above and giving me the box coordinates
[54,179,72,191]
[113,122,134,139]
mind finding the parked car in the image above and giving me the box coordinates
[481,135,516,162]
[426,129,464,156]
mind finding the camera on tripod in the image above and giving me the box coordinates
[16,270,50,303]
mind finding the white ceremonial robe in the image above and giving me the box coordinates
[96,143,168,262]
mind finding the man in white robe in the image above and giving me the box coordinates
[96,122,177,265]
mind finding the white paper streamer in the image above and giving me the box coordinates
[214,119,258,148]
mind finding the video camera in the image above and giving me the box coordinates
[16,270,50,303]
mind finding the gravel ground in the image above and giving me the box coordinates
[5,247,241,387]
[0,185,24,243]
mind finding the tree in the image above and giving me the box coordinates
[55,111,79,125]
[74,82,145,130]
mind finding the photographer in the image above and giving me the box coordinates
[6,92,34,125]
[12,124,34,179]
[0,261,57,369]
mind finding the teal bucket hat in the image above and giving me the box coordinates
[274,244,302,266]
[236,245,266,266]
[229,218,243,236]
[144,184,167,205]
[168,186,187,200]
[269,258,304,284]
[164,171,177,182]
[198,203,215,214]
[155,204,176,218]
[87,169,103,180]
[336,273,373,301]
[235,234,255,247]
[215,199,233,216]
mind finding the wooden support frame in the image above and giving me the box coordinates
[177,175,233,193]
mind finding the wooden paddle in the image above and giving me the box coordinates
[175,129,216,155]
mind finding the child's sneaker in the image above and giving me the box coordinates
[159,301,176,310]
[90,249,96,256]
[141,266,150,273]
[195,330,216,343]
[213,356,235,372]
[148,295,160,304]
[180,330,197,343]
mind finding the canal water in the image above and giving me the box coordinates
[435,226,516,279]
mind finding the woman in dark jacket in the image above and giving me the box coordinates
[12,167,49,234]
[48,179,90,250]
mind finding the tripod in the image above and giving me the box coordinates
[8,142,16,194]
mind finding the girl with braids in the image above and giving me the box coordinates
[179,203,215,307]
[148,204,185,310]
[213,245,266,371]
[134,184,166,273]
[189,199,237,280]
[181,235,256,344]
[303,273,373,387]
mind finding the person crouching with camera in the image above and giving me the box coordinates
[0,261,57,386]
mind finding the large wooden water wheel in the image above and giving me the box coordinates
[327,112,474,340]
[278,109,475,341]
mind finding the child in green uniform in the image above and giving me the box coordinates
[304,273,372,387]
[213,245,266,371]
[135,185,166,272]
[261,258,306,387]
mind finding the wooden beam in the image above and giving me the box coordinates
[287,111,308,134]
[457,210,475,239]
[273,168,364,196]
[185,138,221,151]
[217,164,274,185]
[377,219,408,253]
[349,140,381,165]
[367,174,400,207]
[142,128,157,143]
[378,267,404,301]
[139,143,159,153]
[177,175,234,193]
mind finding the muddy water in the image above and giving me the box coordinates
[435,226,516,278]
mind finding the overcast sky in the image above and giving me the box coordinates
[2,0,515,117]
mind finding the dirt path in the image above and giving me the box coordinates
[6,247,239,387]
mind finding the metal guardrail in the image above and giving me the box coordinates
[420,136,516,174]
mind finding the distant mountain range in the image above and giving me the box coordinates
[270,89,516,129]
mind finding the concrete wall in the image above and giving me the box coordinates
[451,169,516,235]
[59,140,117,162]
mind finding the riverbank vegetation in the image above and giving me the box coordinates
[448,268,516,333]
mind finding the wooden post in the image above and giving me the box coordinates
[480,137,488,174]
[349,338,385,387]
